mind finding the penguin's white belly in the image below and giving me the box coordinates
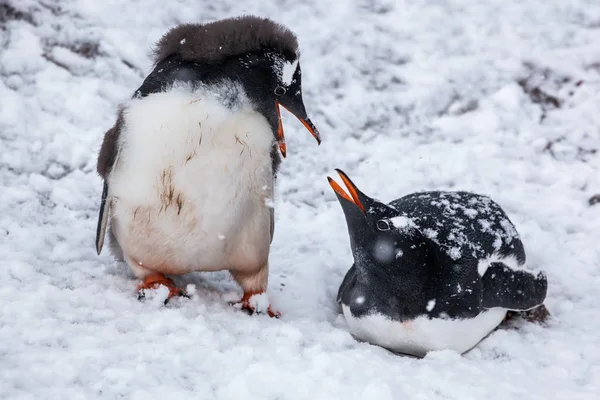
[342,305,506,357]
[108,87,274,275]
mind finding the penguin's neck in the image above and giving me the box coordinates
[358,260,428,292]
[354,256,432,319]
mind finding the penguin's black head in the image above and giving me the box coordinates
[233,50,320,158]
[328,170,431,275]
[152,16,320,158]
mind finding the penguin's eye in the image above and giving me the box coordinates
[376,220,390,231]
[274,86,286,96]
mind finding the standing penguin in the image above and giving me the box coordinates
[328,169,548,356]
[95,16,320,317]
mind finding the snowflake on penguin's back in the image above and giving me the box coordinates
[408,192,520,261]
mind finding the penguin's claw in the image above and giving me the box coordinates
[501,304,550,326]
[231,292,281,318]
[243,303,281,319]
[137,273,188,304]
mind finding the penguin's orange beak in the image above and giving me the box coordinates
[276,101,321,158]
[276,102,287,157]
[327,169,365,213]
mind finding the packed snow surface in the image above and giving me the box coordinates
[1,0,600,399]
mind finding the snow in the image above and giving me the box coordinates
[390,215,416,231]
[280,59,298,86]
[372,236,396,263]
[423,227,438,240]
[448,247,462,260]
[247,292,270,314]
[1,0,600,399]
[426,299,436,312]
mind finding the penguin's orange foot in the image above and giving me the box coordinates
[137,273,188,303]
[233,291,281,318]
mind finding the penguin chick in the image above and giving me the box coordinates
[95,16,321,317]
[328,169,547,356]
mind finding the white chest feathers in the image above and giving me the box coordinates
[341,305,506,357]
[108,86,275,274]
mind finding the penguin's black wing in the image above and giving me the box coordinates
[95,181,110,255]
[337,263,357,305]
[427,258,484,319]
[269,208,275,244]
[95,108,125,255]
[481,262,547,310]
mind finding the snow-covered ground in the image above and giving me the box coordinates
[1,0,600,398]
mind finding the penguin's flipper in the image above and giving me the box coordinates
[269,207,275,244]
[431,260,483,319]
[96,109,124,256]
[337,263,357,305]
[95,180,110,255]
[481,262,547,311]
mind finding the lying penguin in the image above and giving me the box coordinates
[95,16,320,317]
[328,169,548,356]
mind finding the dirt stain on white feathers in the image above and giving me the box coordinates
[158,167,180,214]
[184,150,197,164]
[235,134,251,156]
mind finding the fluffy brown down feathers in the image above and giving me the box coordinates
[152,16,299,65]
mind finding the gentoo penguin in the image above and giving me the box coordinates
[95,16,320,317]
[328,169,548,356]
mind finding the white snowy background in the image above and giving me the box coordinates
[1,0,600,398]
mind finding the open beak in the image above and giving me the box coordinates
[276,101,321,158]
[327,169,365,213]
